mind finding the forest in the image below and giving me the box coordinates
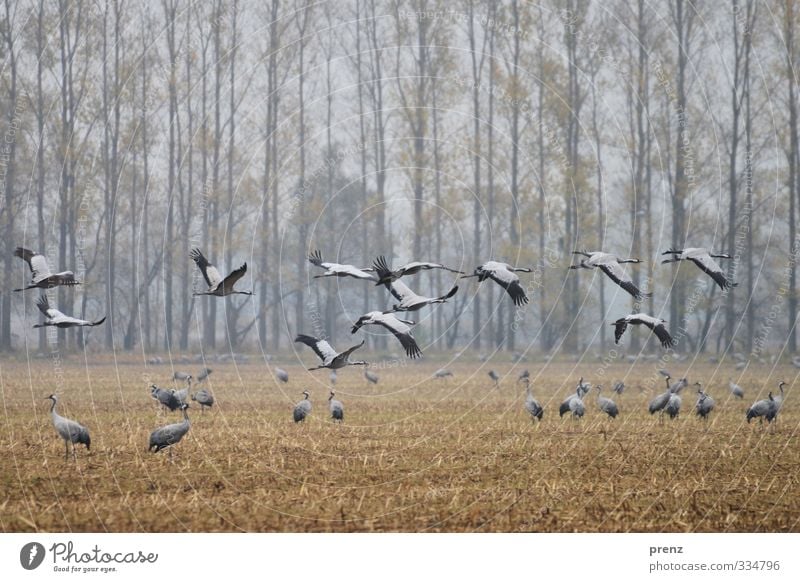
[0,0,796,359]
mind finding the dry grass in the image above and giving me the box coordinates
[1,357,798,532]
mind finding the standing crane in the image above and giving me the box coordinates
[295,334,368,371]
[293,390,312,423]
[773,381,786,411]
[569,251,651,300]
[595,386,619,418]
[372,255,463,285]
[695,383,715,420]
[14,247,80,291]
[308,250,376,280]
[191,389,215,413]
[746,392,778,424]
[364,369,379,384]
[518,369,530,383]
[460,261,532,306]
[488,370,500,387]
[274,367,289,383]
[45,395,90,460]
[434,369,453,379]
[351,311,422,358]
[328,390,344,423]
[151,385,181,412]
[196,368,213,383]
[173,371,193,384]
[33,295,105,329]
[649,376,674,420]
[524,380,543,421]
[728,379,744,399]
[148,403,191,458]
[665,392,682,419]
[612,380,625,395]
[559,388,585,419]
[190,248,253,297]
[612,313,674,348]
[661,248,737,290]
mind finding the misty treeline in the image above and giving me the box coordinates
[0,0,797,358]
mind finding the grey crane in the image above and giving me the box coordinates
[695,383,715,420]
[191,389,214,412]
[434,369,453,379]
[14,247,80,291]
[773,381,786,411]
[172,386,190,405]
[173,371,193,384]
[293,390,312,423]
[374,262,459,312]
[595,386,619,419]
[308,249,376,280]
[570,251,651,300]
[149,403,191,457]
[612,380,625,395]
[661,247,736,290]
[612,313,674,348]
[665,393,682,419]
[190,248,252,297]
[372,255,464,285]
[518,369,530,383]
[746,392,778,424]
[670,377,689,393]
[329,370,337,386]
[577,377,591,398]
[33,295,105,329]
[649,376,674,419]
[275,367,289,383]
[328,390,344,423]
[524,381,543,421]
[295,334,368,371]
[460,261,532,306]
[728,378,744,399]
[46,394,90,460]
[197,368,213,383]
[658,369,672,378]
[150,384,181,412]
[351,311,422,358]
[559,387,585,419]
[488,370,500,387]
[364,369,379,384]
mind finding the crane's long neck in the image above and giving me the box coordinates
[182,408,190,423]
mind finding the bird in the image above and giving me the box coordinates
[665,392,682,419]
[45,394,90,460]
[570,251,651,300]
[351,311,422,358]
[728,378,744,399]
[612,380,625,395]
[559,387,585,419]
[670,377,689,393]
[197,368,213,383]
[191,389,214,412]
[746,392,778,424]
[190,247,252,297]
[695,383,715,420]
[172,386,189,405]
[308,249,376,280]
[373,261,459,312]
[612,313,674,348]
[293,390,312,423]
[364,369,379,384]
[658,369,671,378]
[460,261,532,306]
[488,370,500,387]
[149,403,191,457]
[773,381,787,411]
[524,381,543,421]
[372,255,463,285]
[14,247,80,291]
[434,369,453,379]
[649,376,674,418]
[173,371,193,384]
[274,367,289,383]
[150,384,181,412]
[595,386,619,418]
[577,377,591,398]
[518,369,530,383]
[295,334,368,370]
[328,390,344,423]
[661,248,737,290]
[32,295,105,329]
[329,370,337,386]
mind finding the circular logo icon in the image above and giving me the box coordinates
[20,542,46,570]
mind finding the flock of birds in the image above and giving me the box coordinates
[14,243,772,460]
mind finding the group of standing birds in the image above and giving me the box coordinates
[570,247,738,349]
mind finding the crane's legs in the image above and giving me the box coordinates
[64,440,69,461]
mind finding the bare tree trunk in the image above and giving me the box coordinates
[786,0,798,353]
[163,0,178,351]
[294,1,311,339]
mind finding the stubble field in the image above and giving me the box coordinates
[1,356,798,532]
